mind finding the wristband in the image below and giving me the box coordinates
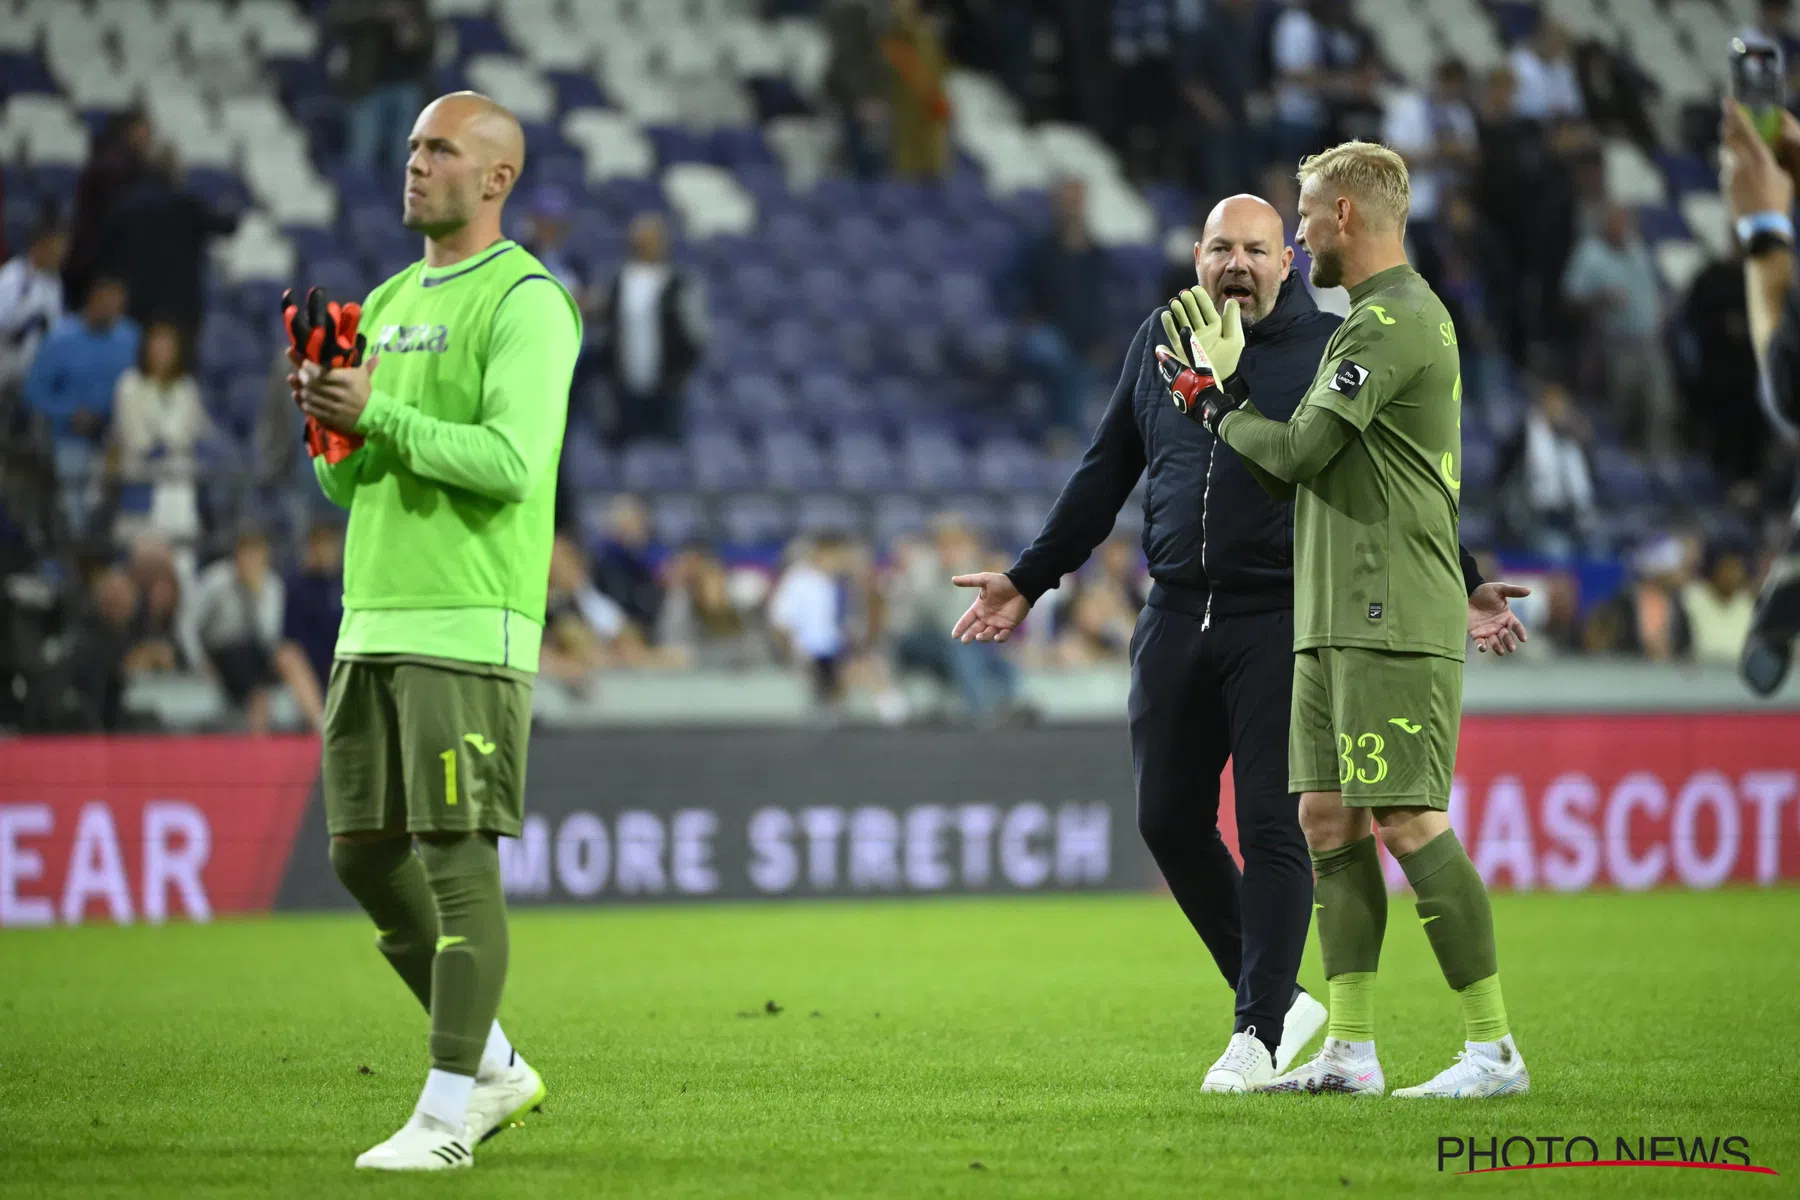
[1735,210,1794,249]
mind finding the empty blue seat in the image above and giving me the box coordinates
[830,429,898,491]
[562,427,616,490]
[712,127,775,167]
[620,443,690,491]
[0,53,57,94]
[729,373,796,425]
[975,438,1043,491]
[719,494,792,546]
[304,256,366,300]
[863,268,921,325]
[871,492,929,544]
[648,124,711,166]
[760,427,827,490]
[546,70,607,114]
[795,492,862,534]
[689,430,760,491]
[651,493,707,546]
[798,265,857,323]
[450,16,512,55]
[830,213,884,272]
[902,429,968,490]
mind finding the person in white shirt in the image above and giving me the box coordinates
[110,320,216,547]
[1381,58,1480,279]
[1269,0,1370,164]
[179,527,285,732]
[0,216,67,397]
[1499,382,1598,559]
[598,212,706,445]
[1681,543,1757,664]
[1508,18,1584,121]
[769,531,854,710]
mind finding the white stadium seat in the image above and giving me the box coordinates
[1603,138,1667,206]
[561,106,657,181]
[242,0,321,60]
[763,114,836,191]
[214,209,296,284]
[1679,192,1732,259]
[663,162,757,239]
[1653,239,1708,294]
[464,55,558,124]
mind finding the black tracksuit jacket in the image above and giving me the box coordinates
[1007,273,1482,612]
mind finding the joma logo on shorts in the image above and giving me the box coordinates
[374,324,451,354]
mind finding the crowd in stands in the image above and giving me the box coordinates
[1,0,1796,733]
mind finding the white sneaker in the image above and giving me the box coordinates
[1257,1037,1384,1095]
[1392,1035,1530,1098]
[1201,1029,1275,1093]
[1275,991,1328,1074]
[354,1113,474,1171]
[466,1057,548,1144]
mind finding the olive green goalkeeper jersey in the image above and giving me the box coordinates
[1218,263,1465,660]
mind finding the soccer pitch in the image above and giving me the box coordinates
[4,890,1796,1198]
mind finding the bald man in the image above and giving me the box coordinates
[295,91,580,1169]
[953,194,1517,1091]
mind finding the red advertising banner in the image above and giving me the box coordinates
[0,736,319,926]
[1219,713,1800,889]
[3,715,1797,927]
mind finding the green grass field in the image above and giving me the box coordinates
[3,890,1797,1198]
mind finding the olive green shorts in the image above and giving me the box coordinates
[321,656,533,837]
[1288,646,1462,809]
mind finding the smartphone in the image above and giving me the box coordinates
[1731,36,1787,145]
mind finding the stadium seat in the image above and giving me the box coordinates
[718,492,791,546]
[1679,193,1731,259]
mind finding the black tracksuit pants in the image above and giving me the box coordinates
[1128,595,1313,1049]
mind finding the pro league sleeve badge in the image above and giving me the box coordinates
[1329,360,1370,398]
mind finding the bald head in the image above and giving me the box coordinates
[403,91,525,243]
[1194,193,1293,326]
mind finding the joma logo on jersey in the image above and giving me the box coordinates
[374,324,451,354]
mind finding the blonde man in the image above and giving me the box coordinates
[1155,140,1529,1097]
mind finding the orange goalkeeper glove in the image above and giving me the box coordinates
[282,286,368,464]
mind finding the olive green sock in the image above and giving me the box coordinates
[1310,836,1387,1042]
[416,834,510,1076]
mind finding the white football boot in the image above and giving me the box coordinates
[1201,1028,1275,1093]
[466,1056,548,1144]
[354,1113,474,1171]
[1257,1037,1385,1095]
[1392,1035,1530,1098]
[1275,991,1329,1074]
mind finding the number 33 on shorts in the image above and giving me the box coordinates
[1337,731,1389,785]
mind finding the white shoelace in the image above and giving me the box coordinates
[1216,1028,1268,1075]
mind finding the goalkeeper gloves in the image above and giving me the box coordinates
[1154,328,1250,435]
[283,286,368,464]
[1159,286,1245,381]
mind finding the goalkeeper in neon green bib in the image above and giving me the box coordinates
[293,91,579,1170]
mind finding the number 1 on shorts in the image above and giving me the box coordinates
[439,747,459,806]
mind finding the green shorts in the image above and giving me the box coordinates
[321,656,533,837]
[1288,646,1462,809]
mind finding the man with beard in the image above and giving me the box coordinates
[1162,142,1530,1097]
[951,194,1528,1091]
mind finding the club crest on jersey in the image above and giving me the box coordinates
[373,324,450,355]
[1330,360,1369,398]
